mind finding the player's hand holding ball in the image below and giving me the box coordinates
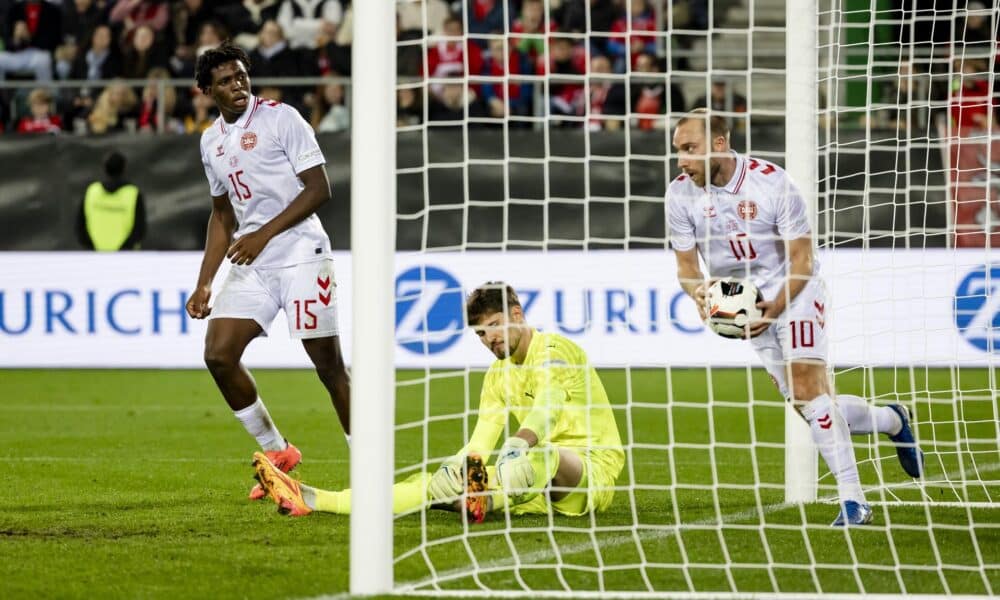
[496,437,536,501]
[428,455,465,502]
[186,285,212,319]
[706,278,764,339]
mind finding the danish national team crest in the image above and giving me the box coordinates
[240,132,258,151]
[737,200,758,220]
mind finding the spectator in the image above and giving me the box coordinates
[958,1,993,60]
[276,0,342,49]
[316,0,350,75]
[426,15,483,100]
[546,36,586,120]
[950,58,996,130]
[693,80,747,115]
[62,0,106,47]
[397,86,422,127]
[16,88,62,133]
[121,24,169,79]
[310,79,349,132]
[250,20,309,107]
[465,0,505,36]
[397,0,450,36]
[477,35,531,118]
[195,19,227,57]
[69,23,121,80]
[556,0,617,34]
[108,0,169,44]
[183,85,217,132]
[169,0,219,75]
[76,150,146,251]
[873,60,927,134]
[0,0,63,82]
[218,0,283,50]
[137,66,180,132]
[87,80,138,134]
[513,0,555,68]
[608,0,657,71]
[587,53,625,130]
[428,81,490,122]
[631,52,684,130]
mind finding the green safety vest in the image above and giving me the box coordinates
[83,182,139,251]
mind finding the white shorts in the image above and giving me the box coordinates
[210,259,340,340]
[750,277,828,399]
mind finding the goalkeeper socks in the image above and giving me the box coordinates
[837,394,903,435]
[307,472,433,515]
[233,398,285,452]
[799,394,865,504]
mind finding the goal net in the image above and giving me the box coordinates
[351,0,1000,596]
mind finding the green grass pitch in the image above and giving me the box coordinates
[1,368,998,598]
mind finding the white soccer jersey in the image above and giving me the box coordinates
[666,151,817,298]
[200,95,332,268]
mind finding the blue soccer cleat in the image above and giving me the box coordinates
[831,500,873,527]
[887,404,924,478]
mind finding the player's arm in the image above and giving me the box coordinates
[427,379,505,502]
[675,247,709,321]
[186,193,236,319]
[226,165,332,265]
[749,235,812,337]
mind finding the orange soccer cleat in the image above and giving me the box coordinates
[464,453,490,524]
[248,442,302,501]
[251,452,312,517]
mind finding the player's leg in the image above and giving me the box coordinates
[208,266,298,498]
[283,259,351,436]
[301,335,350,435]
[253,452,432,516]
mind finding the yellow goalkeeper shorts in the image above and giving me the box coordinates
[510,447,621,517]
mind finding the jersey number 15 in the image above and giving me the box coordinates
[228,170,252,201]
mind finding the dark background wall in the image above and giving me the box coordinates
[0,128,948,251]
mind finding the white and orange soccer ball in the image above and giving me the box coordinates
[706,278,763,339]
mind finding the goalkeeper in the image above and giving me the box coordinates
[252,281,625,520]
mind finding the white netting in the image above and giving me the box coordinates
[381,0,1000,596]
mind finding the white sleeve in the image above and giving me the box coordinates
[201,147,227,197]
[277,105,326,174]
[322,0,343,24]
[776,175,812,240]
[666,188,696,251]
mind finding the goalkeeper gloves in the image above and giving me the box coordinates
[496,437,536,501]
[427,455,464,502]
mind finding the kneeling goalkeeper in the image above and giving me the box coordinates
[252,281,625,520]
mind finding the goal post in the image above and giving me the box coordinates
[784,0,820,503]
[349,0,396,594]
[346,0,1000,596]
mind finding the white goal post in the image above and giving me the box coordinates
[348,0,999,597]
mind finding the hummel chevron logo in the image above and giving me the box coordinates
[319,291,332,306]
[817,414,832,430]
[317,276,331,290]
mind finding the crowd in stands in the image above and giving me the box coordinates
[0,0,995,136]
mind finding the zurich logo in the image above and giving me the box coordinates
[395,266,464,354]
[954,264,1000,352]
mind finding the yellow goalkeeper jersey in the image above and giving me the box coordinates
[463,329,624,472]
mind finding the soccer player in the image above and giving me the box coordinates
[667,109,923,526]
[252,282,625,521]
[185,42,350,500]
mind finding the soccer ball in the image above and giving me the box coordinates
[706,278,763,339]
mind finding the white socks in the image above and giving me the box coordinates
[799,394,865,504]
[233,398,286,452]
[837,394,903,436]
